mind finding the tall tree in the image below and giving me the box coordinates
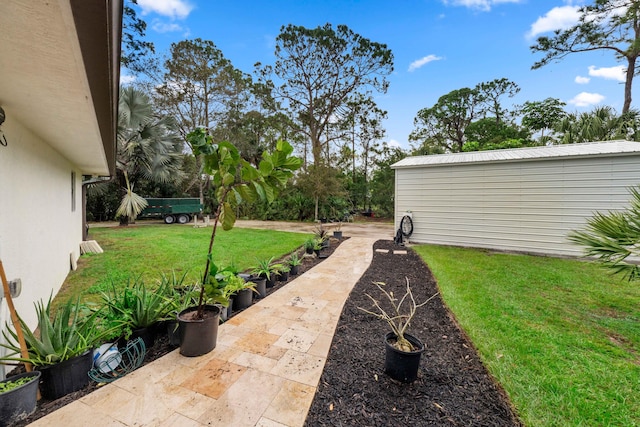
[370,144,406,217]
[521,98,567,142]
[255,23,394,167]
[410,87,484,153]
[342,95,387,210]
[115,87,184,225]
[477,78,521,124]
[531,0,640,113]
[121,0,155,75]
[155,39,247,203]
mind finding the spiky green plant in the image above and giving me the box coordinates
[0,296,104,366]
[568,186,640,280]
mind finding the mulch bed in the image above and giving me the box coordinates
[11,237,345,426]
[304,239,523,426]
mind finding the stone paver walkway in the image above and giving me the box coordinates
[31,237,376,427]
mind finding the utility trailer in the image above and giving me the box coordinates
[139,198,203,224]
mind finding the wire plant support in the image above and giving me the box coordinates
[88,337,146,383]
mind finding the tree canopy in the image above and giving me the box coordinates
[530,0,640,113]
[256,23,394,166]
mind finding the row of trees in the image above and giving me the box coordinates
[89,0,640,224]
[409,79,640,155]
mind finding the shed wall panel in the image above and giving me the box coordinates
[394,155,640,256]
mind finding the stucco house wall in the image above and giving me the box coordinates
[392,141,640,257]
[0,0,121,371]
[0,115,83,327]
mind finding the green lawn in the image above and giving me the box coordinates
[414,245,640,427]
[58,224,310,303]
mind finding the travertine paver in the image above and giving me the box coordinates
[30,237,375,427]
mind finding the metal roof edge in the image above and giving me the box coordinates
[391,141,640,169]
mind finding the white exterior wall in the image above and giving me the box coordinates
[0,112,83,332]
[394,154,640,256]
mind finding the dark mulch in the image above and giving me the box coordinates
[12,237,345,426]
[304,239,522,427]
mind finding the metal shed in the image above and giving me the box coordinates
[391,140,640,256]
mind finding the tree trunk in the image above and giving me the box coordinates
[623,56,636,114]
[314,196,319,221]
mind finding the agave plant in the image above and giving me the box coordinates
[97,276,176,339]
[0,296,105,367]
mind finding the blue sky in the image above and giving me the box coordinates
[127,0,634,149]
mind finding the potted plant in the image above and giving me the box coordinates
[178,129,301,357]
[224,274,257,311]
[0,296,109,399]
[288,253,302,275]
[248,274,267,299]
[0,370,41,425]
[333,221,343,239]
[313,239,326,258]
[277,265,290,282]
[252,257,274,288]
[314,225,330,249]
[98,277,176,349]
[358,278,439,383]
[304,238,315,255]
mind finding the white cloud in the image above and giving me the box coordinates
[588,65,626,82]
[442,0,522,12]
[152,21,184,33]
[408,55,443,72]
[569,92,605,107]
[120,74,136,85]
[575,75,590,84]
[388,139,401,148]
[526,5,580,39]
[137,0,193,19]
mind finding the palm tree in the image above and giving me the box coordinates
[115,87,184,225]
[568,186,640,281]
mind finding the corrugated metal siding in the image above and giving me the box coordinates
[394,155,640,256]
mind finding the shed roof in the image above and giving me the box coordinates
[391,140,640,169]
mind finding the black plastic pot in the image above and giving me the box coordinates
[265,275,276,288]
[250,276,267,298]
[233,288,253,310]
[178,305,220,357]
[384,332,425,383]
[165,320,181,347]
[38,350,93,399]
[289,265,300,276]
[131,325,157,349]
[333,230,343,239]
[0,371,40,425]
[278,271,289,282]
